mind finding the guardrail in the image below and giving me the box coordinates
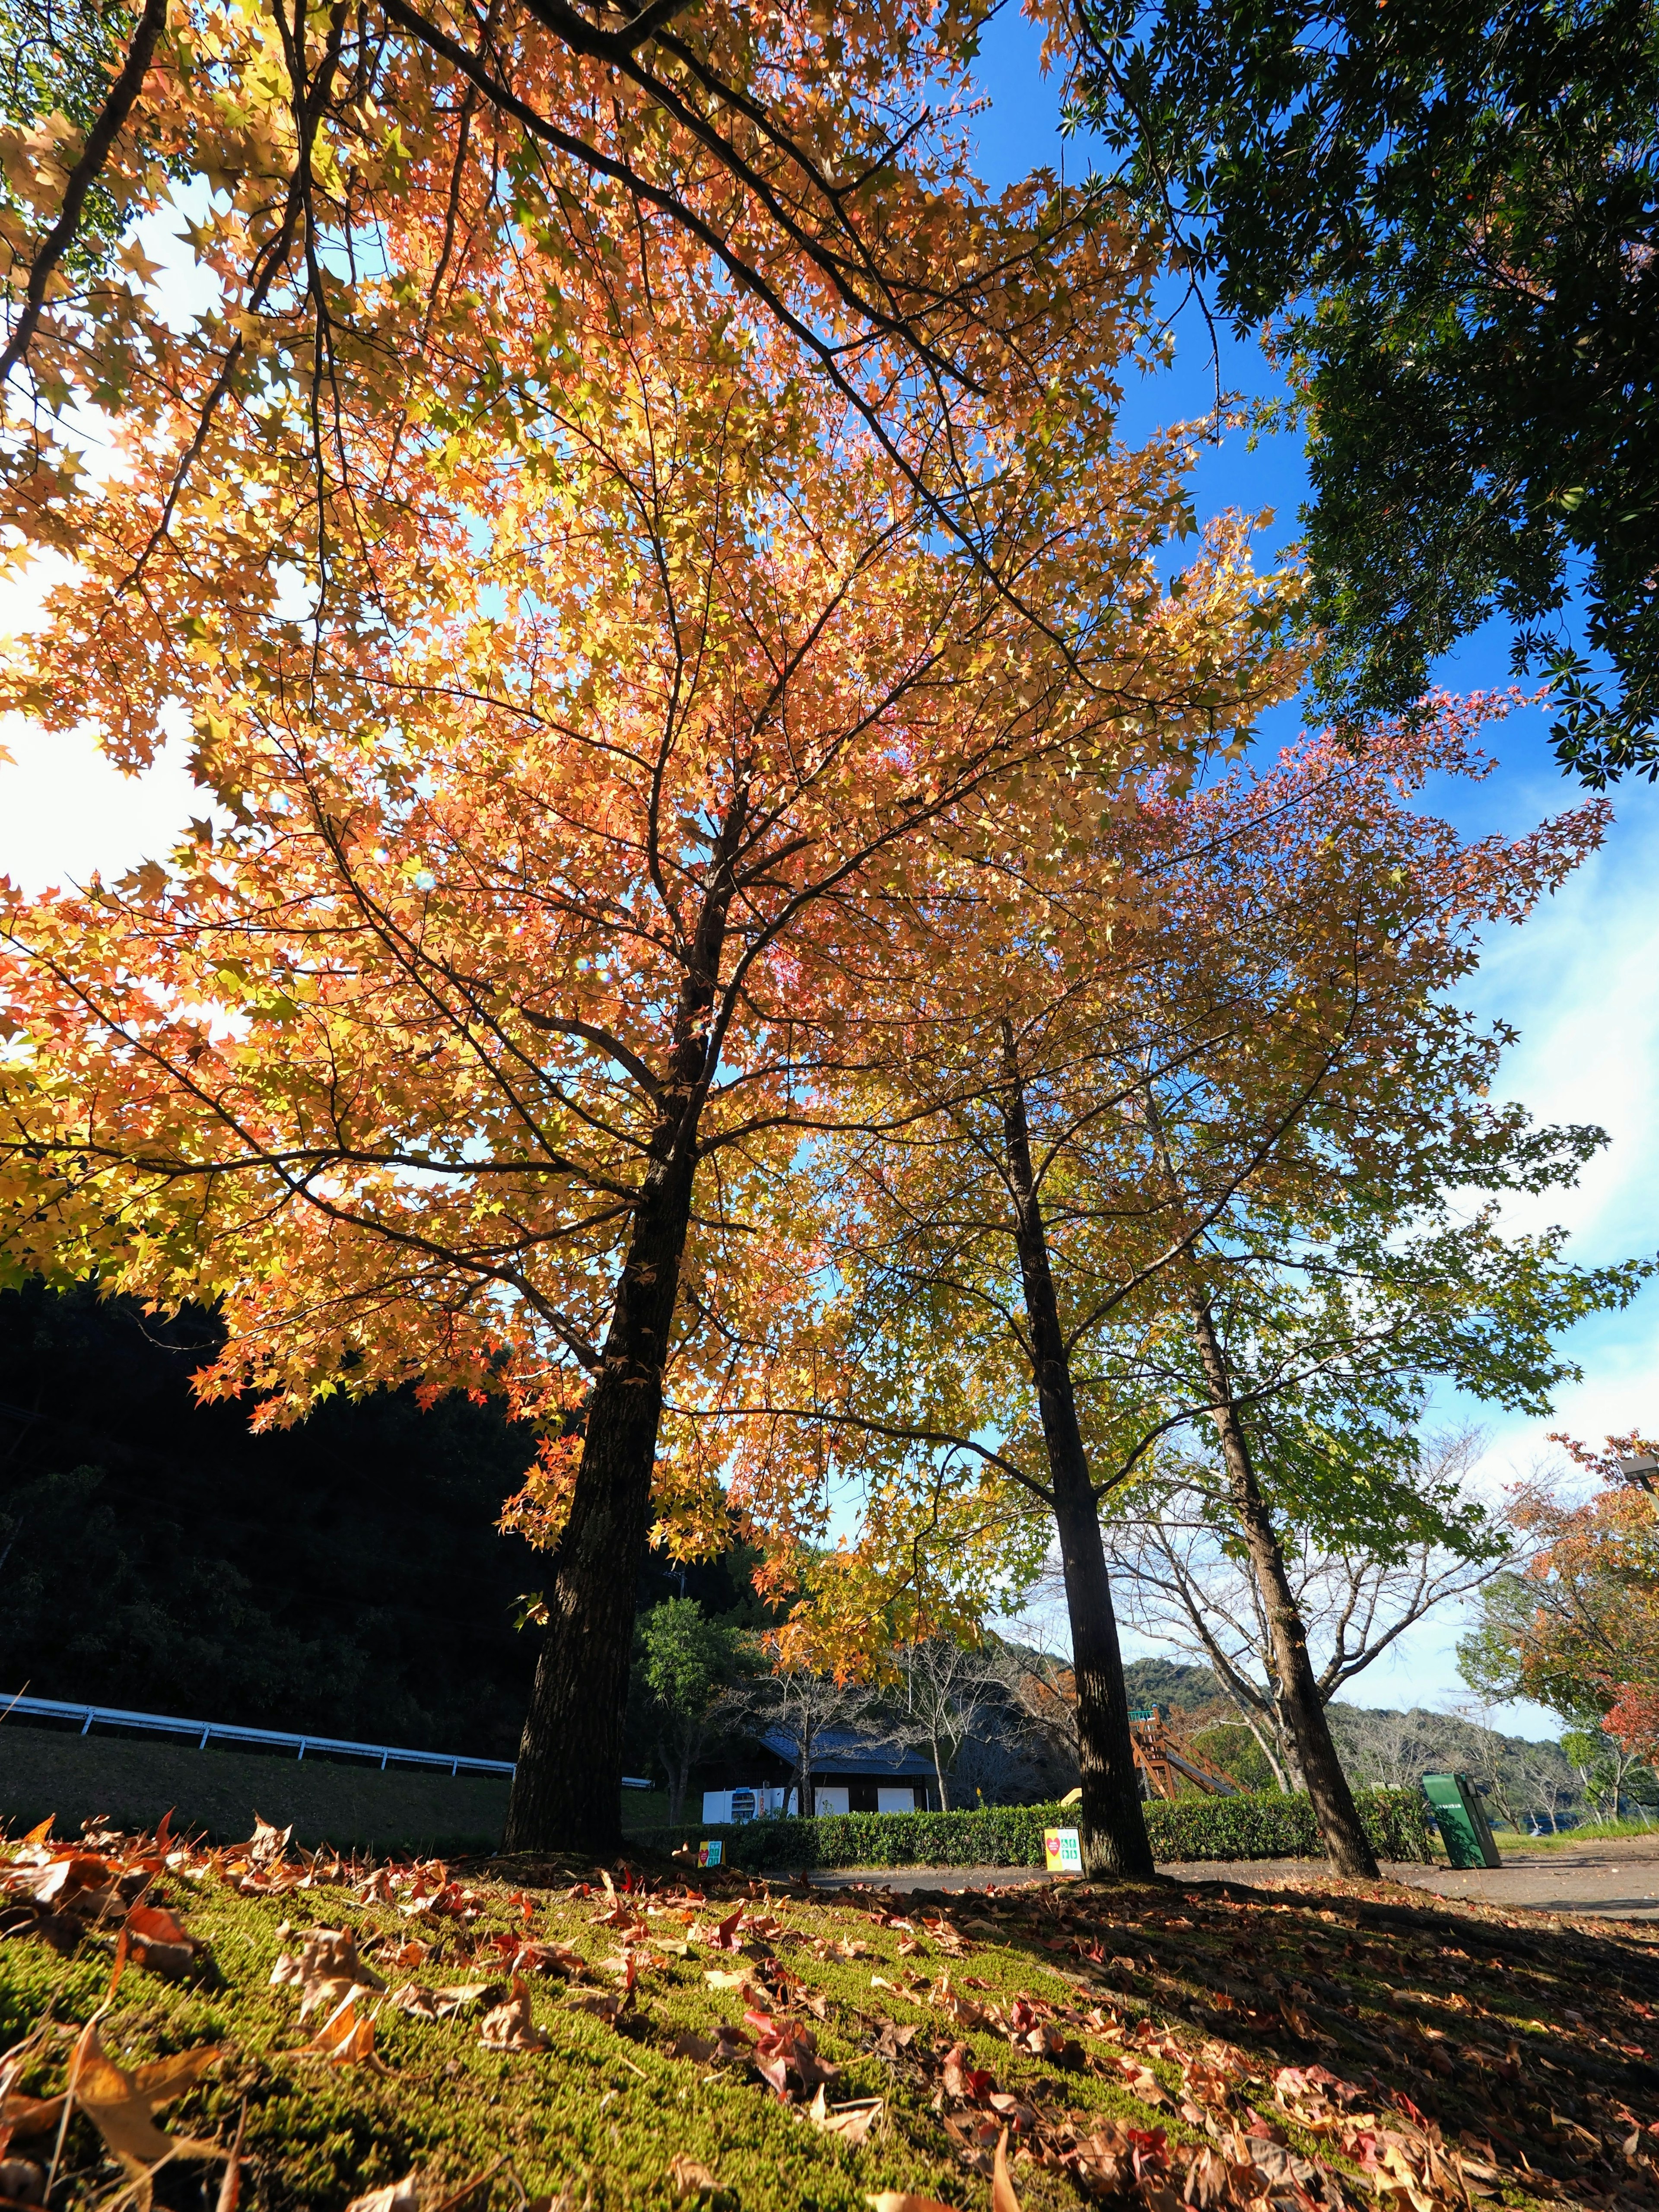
[1,1691,655,1787]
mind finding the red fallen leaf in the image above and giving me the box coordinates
[942,2044,994,2102]
[1123,2127,1170,2179]
[754,2045,791,2096]
[1340,2127,1386,2172]
[712,1907,746,1953]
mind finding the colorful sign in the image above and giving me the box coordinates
[698,1840,724,1869]
[1043,1826,1082,1874]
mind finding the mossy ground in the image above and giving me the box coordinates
[1,1822,1655,2212]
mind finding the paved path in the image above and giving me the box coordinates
[805,1834,1659,1919]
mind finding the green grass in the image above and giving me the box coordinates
[1,1808,1654,2212]
[1491,1815,1659,1850]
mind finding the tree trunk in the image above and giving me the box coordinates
[503,1148,700,1853]
[668,1744,689,1827]
[1000,1027,1154,1881]
[504,808,744,1855]
[1188,1297,1381,1879]
[934,1743,950,1812]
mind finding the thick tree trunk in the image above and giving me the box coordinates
[504,807,744,1856]
[1188,1298,1380,1879]
[1001,1027,1154,1881]
[504,1149,699,1853]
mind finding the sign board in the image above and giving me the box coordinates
[698,1840,724,1869]
[1043,1826,1082,1874]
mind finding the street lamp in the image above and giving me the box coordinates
[1614,1453,1659,1494]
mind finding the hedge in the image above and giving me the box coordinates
[632,1786,1434,1872]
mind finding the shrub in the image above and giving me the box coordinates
[632,1785,1433,1870]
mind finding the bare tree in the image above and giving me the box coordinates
[1101,1431,1510,1789]
[740,1662,875,1818]
[872,1639,1010,1811]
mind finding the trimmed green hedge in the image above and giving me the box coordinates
[633,1786,1433,1871]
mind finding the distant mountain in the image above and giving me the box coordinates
[1121,1658,1223,1711]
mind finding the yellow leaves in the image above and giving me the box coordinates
[296,1993,388,2072]
[68,2019,226,2185]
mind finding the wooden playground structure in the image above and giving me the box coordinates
[1128,1705,1241,1800]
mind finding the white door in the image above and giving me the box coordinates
[877,1787,914,1814]
[813,1785,850,1816]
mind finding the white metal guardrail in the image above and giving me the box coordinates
[1,1691,654,1786]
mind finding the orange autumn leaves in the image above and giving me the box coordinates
[0,83,1297,1481]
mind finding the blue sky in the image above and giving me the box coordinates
[969,7,1659,1732]
[0,5,1651,1737]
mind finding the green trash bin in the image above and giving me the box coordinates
[1421,1772,1501,1869]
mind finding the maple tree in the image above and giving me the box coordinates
[1459,1437,1659,1763]
[721,701,1618,1877]
[0,116,1298,1857]
[0,0,1166,582]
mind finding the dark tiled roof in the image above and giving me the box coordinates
[758,1728,934,1779]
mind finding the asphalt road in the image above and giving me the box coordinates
[805,1834,1659,1919]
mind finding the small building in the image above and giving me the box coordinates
[699,1728,938,1824]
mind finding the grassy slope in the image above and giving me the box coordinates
[0,1726,511,1851]
[2,1819,1656,2212]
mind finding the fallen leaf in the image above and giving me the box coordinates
[389,1982,499,2021]
[273,1928,386,2021]
[805,2085,883,2144]
[215,2102,246,2212]
[866,2195,957,2212]
[345,2177,419,2212]
[669,2031,719,2063]
[0,2093,65,2141]
[566,1990,622,2025]
[297,1994,388,2073]
[992,2129,1020,2212]
[70,2019,225,2169]
[942,2044,993,2103]
[248,1815,293,1865]
[669,2153,717,2198]
[480,1977,550,2051]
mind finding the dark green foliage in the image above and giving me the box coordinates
[1074,0,1659,782]
[1186,1723,1281,1793]
[635,1786,1434,1869]
[0,1281,543,1754]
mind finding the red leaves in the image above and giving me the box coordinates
[941,2044,994,2103]
[742,2008,839,2100]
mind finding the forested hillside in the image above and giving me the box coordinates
[0,1281,552,1753]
